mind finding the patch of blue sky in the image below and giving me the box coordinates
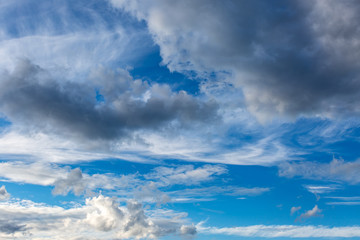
[129,46,202,95]
[0,181,82,207]
[0,117,10,128]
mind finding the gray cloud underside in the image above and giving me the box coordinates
[0,59,218,140]
[112,0,360,119]
[0,222,26,234]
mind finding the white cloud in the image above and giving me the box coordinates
[145,165,227,186]
[0,161,67,186]
[168,186,270,203]
[0,0,152,75]
[326,202,360,206]
[0,161,139,196]
[304,185,339,195]
[198,224,360,238]
[0,194,196,239]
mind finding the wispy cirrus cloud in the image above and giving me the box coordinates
[279,158,360,184]
[198,224,360,238]
[325,196,360,206]
[0,60,218,141]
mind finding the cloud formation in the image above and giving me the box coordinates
[279,158,360,184]
[198,224,360,238]
[145,164,227,186]
[0,60,218,140]
[0,186,9,201]
[296,205,322,221]
[290,206,301,216]
[111,0,360,120]
[0,0,152,74]
[0,194,195,240]
[0,161,139,196]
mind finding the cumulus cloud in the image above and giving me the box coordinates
[279,158,360,184]
[0,186,9,201]
[111,0,360,120]
[0,194,196,239]
[0,59,218,140]
[198,224,360,238]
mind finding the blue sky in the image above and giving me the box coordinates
[0,0,360,239]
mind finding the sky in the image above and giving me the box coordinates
[0,0,360,239]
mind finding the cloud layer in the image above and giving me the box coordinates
[111,0,360,120]
[198,224,360,238]
[0,60,218,140]
[279,158,360,184]
[0,195,195,240]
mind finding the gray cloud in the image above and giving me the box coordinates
[0,194,196,239]
[52,168,86,196]
[0,186,10,201]
[0,222,26,234]
[145,164,227,186]
[290,206,301,216]
[0,59,218,140]
[112,0,360,120]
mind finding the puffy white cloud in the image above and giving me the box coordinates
[0,194,196,239]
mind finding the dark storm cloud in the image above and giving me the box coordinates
[0,59,218,139]
[112,0,360,120]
